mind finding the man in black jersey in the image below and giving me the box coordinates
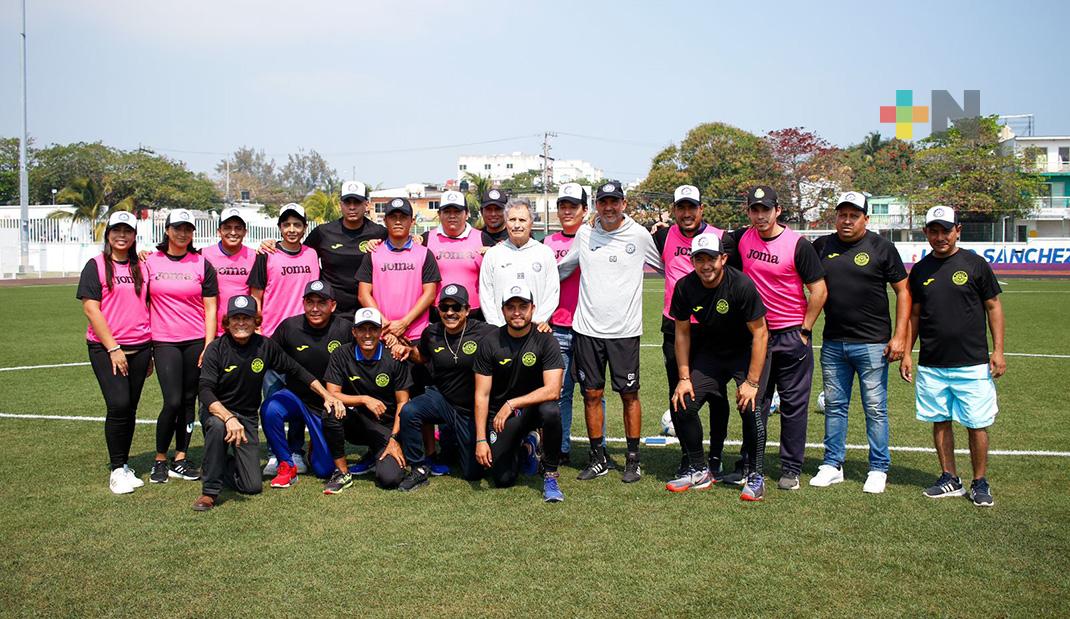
[810,192,911,494]
[393,284,497,491]
[667,234,771,501]
[261,280,353,488]
[322,307,413,493]
[473,284,566,502]
[905,206,1004,507]
[193,295,344,511]
[479,189,509,246]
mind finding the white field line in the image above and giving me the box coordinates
[0,362,91,372]
[0,412,1067,458]
[634,344,1070,359]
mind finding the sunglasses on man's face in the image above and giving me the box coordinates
[438,303,464,314]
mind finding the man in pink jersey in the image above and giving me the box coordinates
[422,190,485,322]
[247,203,321,338]
[725,186,827,490]
[202,207,255,336]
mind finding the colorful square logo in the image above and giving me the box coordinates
[880,90,929,139]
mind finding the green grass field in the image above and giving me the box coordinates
[1,279,1068,617]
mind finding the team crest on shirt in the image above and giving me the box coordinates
[359,240,371,253]
[625,243,636,254]
[952,270,968,286]
[854,252,870,267]
[532,262,542,272]
[462,341,478,355]
[522,352,537,367]
[375,373,390,387]
[328,340,341,353]
[716,299,729,314]
[251,358,264,373]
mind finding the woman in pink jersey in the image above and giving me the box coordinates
[202,207,255,336]
[422,190,485,322]
[247,204,321,337]
[144,209,219,485]
[77,211,152,495]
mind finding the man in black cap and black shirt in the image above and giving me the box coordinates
[193,294,344,511]
[393,284,497,491]
[322,307,413,493]
[905,205,1004,507]
[479,189,509,246]
[473,283,566,502]
[810,192,911,494]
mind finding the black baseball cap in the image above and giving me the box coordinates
[302,280,334,300]
[836,191,869,215]
[439,283,469,306]
[481,189,508,208]
[595,181,625,201]
[747,186,778,209]
[384,197,413,217]
[227,294,257,318]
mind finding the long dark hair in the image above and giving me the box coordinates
[155,224,200,254]
[103,227,144,296]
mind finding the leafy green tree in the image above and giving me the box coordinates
[0,137,33,205]
[302,189,340,224]
[30,142,118,205]
[47,177,133,241]
[462,171,494,223]
[279,149,339,202]
[498,169,541,194]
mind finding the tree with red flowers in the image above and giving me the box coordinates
[765,127,844,223]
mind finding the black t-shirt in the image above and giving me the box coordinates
[324,343,413,425]
[725,228,825,284]
[270,314,353,409]
[417,319,498,412]
[481,227,508,246]
[353,243,441,286]
[472,327,564,412]
[908,249,1001,368]
[305,218,387,315]
[199,333,314,418]
[813,231,907,343]
[669,266,766,363]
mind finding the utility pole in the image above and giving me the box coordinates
[224,159,231,205]
[18,0,30,273]
[540,131,556,235]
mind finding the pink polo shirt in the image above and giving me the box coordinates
[145,251,216,343]
[426,225,484,309]
[737,226,808,330]
[79,254,151,346]
[247,245,320,337]
[202,242,255,335]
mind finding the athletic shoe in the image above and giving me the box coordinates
[969,478,994,507]
[400,466,430,492]
[708,458,724,483]
[809,464,844,487]
[674,454,689,479]
[777,473,800,491]
[270,461,298,488]
[150,460,169,484]
[863,471,888,494]
[522,432,541,477]
[543,474,564,503]
[426,455,450,477]
[740,473,765,502]
[923,472,966,498]
[292,453,309,474]
[192,495,215,512]
[123,465,145,488]
[722,463,751,486]
[621,452,642,483]
[168,459,200,481]
[262,456,278,477]
[576,450,610,481]
[109,468,134,495]
[348,453,376,476]
[323,470,353,495]
[665,467,712,493]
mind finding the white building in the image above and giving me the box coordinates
[456,152,604,185]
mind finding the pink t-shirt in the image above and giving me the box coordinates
[369,243,435,341]
[145,251,212,343]
[426,225,483,309]
[737,226,807,330]
[202,242,255,336]
[83,254,151,345]
[249,246,320,337]
[660,224,723,320]
[545,231,581,328]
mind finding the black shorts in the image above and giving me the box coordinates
[572,333,640,393]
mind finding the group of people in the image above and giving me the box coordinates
[78,178,1005,510]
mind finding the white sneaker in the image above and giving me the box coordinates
[123,465,145,488]
[293,453,309,474]
[809,464,844,487]
[863,471,887,494]
[263,456,278,477]
[109,468,134,495]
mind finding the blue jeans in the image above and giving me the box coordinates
[398,388,481,481]
[819,341,890,472]
[553,326,605,455]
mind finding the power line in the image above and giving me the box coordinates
[145,134,543,159]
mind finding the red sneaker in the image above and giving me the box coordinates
[270,461,298,488]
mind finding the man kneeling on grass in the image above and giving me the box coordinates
[193,295,344,511]
[473,284,566,503]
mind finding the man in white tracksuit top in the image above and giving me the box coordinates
[479,198,560,327]
[557,180,663,483]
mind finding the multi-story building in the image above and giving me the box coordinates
[456,152,604,185]
[1005,134,1070,239]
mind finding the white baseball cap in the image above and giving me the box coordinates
[557,183,587,206]
[353,307,383,327]
[165,209,196,228]
[836,191,869,214]
[440,191,466,210]
[279,203,306,222]
[341,181,368,201]
[107,210,137,229]
[219,207,247,226]
[925,205,957,229]
[673,185,700,206]
[690,233,722,257]
[502,282,534,305]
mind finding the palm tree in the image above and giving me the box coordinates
[463,171,493,224]
[302,189,340,224]
[49,177,137,241]
[862,132,884,163]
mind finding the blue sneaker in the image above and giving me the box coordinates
[741,473,765,502]
[522,431,541,476]
[543,474,564,503]
[427,455,450,477]
[348,453,376,476]
[923,472,966,498]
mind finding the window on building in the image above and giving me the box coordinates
[428,201,440,210]
[484,164,491,170]
[506,163,513,169]
[1059,147,1069,165]
[459,164,467,171]
[240,190,250,201]
[871,203,889,215]
[374,202,385,214]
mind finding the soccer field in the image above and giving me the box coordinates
[1,279,1068,617]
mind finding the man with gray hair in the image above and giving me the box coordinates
[479,198,560,328]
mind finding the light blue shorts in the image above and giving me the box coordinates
[915,364,998,429]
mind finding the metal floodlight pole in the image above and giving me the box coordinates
[18,0,30,272]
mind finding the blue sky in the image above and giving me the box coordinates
[2,0,1067,187]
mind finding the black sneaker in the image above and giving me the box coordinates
[969,477,994,507]
[323,470,353,495]
[576,450,610,481]
[621,452,642,483]
[709,460,725,484]
[923,472,966,498]
[168,459,201,481]
[150,460,169,484]
[399,466,430,492]
[721,463,751,486]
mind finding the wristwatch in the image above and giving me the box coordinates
[800,328,812,339]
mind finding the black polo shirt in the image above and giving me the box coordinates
[669,265,766,364]
[418,319,498,412]
[270,314,353,409]
[813,231,907,343]
[324,343,413,424]
[472,327,564,411]
[199,333,314,419]
[304,218,387,316]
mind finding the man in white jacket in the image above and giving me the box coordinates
[479,198,560,328]
[557,181,663,483]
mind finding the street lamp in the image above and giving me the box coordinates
[51,188,57,205]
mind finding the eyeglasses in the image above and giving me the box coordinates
[438,303,464,314]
